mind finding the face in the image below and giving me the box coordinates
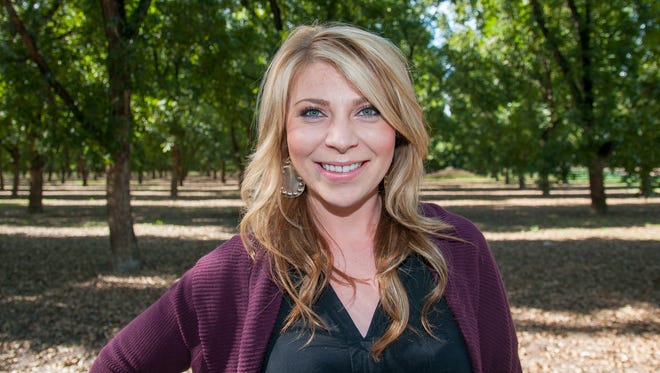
[286,61,396,214]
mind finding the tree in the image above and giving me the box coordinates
[606,1,659,196]
[436,2,553,187]
[2,0,151,271]
[99,0,152,271]
[529,0,606,212]
[132,0,235,196]
[434,0,656,205]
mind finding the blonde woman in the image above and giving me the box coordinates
[92,24,521,373]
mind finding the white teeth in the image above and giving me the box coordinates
[322,162,362,173]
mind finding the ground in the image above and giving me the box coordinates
[0,175,658,372]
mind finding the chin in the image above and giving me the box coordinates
[312,188,379,211]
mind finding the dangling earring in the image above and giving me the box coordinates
[281,159,305,198]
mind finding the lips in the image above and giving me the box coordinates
[321,162,363,173]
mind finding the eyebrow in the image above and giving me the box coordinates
[293,98,329,106]
[292,97,371,107]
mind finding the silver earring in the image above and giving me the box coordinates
[281,159,305,198]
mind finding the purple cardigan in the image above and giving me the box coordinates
[91,203,521,372]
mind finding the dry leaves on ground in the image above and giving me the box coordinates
[1,177,658,372]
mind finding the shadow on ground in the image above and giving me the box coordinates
[0,234,221,355]
[1,233,657,356]
[424,199,660,232]
[1,180,658,362]
[0,202,242,228]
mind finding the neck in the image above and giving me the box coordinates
[308,194,382,277]
[309,193,382,242]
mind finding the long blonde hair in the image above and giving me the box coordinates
[239,23,453,359]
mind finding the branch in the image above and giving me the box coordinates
[100,0,121,43]
[240,0,259,20]
[566,0,581,32]
[117,0,127,26]
[125,0,152,39]
[44,0,62,20]
[51,29,76,41]
[239,0,271,36]
[568,0,594,124]
[529,0,583,104]
[2,0,87,126]
[268,0,283,32]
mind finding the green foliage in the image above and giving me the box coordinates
[433,0,657,196]
[1,0,656,196]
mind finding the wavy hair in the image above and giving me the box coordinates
[239,23,453,359]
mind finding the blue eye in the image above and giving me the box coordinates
[301,108,324,118]
[358,106,380,117]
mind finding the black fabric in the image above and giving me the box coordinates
[262,255,472,372]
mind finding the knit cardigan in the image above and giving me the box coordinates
[91,203,521,372]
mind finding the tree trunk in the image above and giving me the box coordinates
[229,122,245,185]
[28,157,45,213]
[587,157,607,214]
[78,156,89,186]
[538,171,550,196]
[518,173,526,189]
[107,154,141,272]
[639,165,653,197]
[221,160,226,184]
[10,146,20,197]
[170,143,180,198]
[101,0,150,272]
[0,165,4,190]
[27,132,46,213]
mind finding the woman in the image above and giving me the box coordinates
[91,24,521,372]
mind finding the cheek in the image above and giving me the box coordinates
[369,127,397,155]
[286,129,314,161]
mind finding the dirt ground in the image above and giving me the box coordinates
[1,176,658,372]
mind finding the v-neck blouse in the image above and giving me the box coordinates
[262,255,472,372]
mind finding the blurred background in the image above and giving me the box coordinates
[1,0,658,371]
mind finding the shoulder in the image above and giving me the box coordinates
[176,234,272,304]
[420,202,487,248]
[420,202,495,274]
[192,235,255,275]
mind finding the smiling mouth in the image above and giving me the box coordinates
[321,162,363,173]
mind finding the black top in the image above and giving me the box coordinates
[262,255,472,372]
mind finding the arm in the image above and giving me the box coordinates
[423,202,521,372]
[470,225,522,373]
[90,270,198,372]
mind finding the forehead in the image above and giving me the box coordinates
[288,61,361,101]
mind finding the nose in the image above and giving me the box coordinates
[325,118,358,153]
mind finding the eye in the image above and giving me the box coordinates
[357,106,380,117]
[300,107,325,118]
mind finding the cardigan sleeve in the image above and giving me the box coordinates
[422,202,522,373]
[465,217,521,373]
[90,235,279,373]
[90,269,199,372]
[89,235,250,372]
